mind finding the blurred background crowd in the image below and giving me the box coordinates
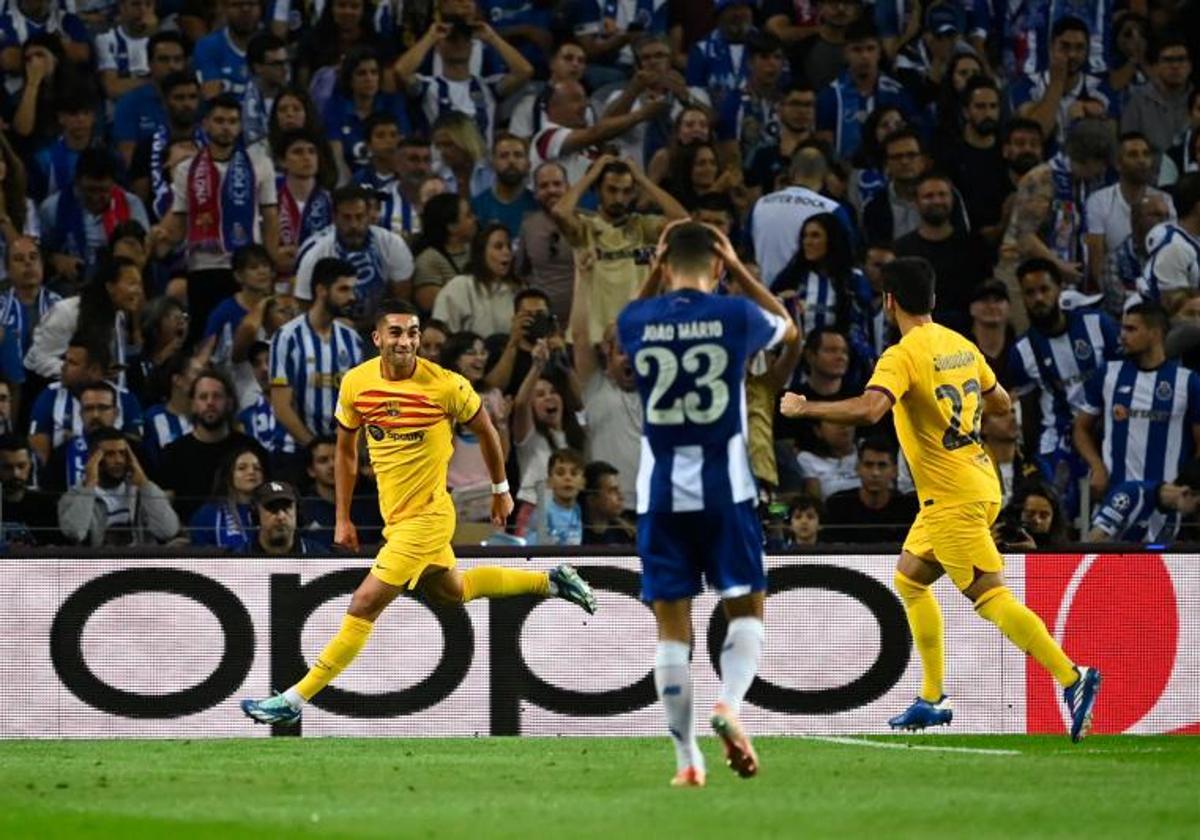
[2,0,1200,552]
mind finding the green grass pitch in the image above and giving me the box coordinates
[1,736,1197,838]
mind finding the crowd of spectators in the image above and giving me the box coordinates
[2,0,1200,552]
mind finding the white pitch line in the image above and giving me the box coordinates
[801,735,1021,756]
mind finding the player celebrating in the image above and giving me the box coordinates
[781,258,1101,742]
[241,300,596,726]
[619,222,799,787]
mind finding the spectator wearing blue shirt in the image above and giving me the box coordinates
[127,72,202,225]
[141,352,203,471]
[0,0,91,70]
[1011,16,1118,150]
[31,89,98,202]
[523,448,586,546]
[686,0,756,112]
[715,33,788,168]
[96,0,158,104]
[471,132,537,240]
[323,46,411,184]
[242,33,291,148]
[0,237,60,393]
[113,31,188,168]
[237,341,284,457]
[194,0,262,100]
[815,19,916,161]
[1074,302,1200,500]
[188,445,266,550]
[481,0,554,76]
[573,0,670,87]
[1086,464,1200,544]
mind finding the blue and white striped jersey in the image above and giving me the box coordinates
[95,25,149,79]
[1077,360,1200,485]
[28,383,144,452]
[618,290,790,514]
[1091,480,1180,544]
[142,405,194,467]
[1137,221,1200,300]
[238,394,283,454]
[1008,308,1120,455]
[268,314,364,448]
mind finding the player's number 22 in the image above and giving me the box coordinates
[634,344,729,425]
[935,378,983,450]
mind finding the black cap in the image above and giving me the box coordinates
[971,280,1009,303]
[253,480,297,508]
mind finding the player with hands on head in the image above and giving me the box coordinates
[619,220,799,787]
[241,300,596,728]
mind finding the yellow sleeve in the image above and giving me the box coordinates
[866,345,911,404]
[979,354,999,394]
[443,370,483,425]
[334,368,362,429]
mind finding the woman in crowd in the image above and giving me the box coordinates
[0,132,37,278]
[412,193,477,312]
[664,141,743,212]
[927,52,987,145]
[1108,11,1151,92]
[25,256,144,387]
[432,223,524,336]
[188,446,268,550]
[646,105,715,188]
[135,295,189,401]
[267,86,338,187]
[323,46,410,183]
[773,213,875,382]
[441,330,511,519]
[1011,480,1072,548]
[511,339,585,518]
[848,105,907,213]
[431,112,491,199]
[296,0,394,92]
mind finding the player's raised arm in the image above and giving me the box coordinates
[779,388,893,426]
[333,422,361,551]
[465,404,515,527]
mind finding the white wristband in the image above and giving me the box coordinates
[491,480,510,495]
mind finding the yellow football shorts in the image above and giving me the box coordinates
[370,512,457,589]
[902,500,1004,591]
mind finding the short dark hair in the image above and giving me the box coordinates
[108,220,146,247]
[881,257,936,315]
[789,495,822,518]
[548,447,586,474]
[248,340,271,367]
[248,32,287,67]
[161,70,199,97]
[1173,459,1200,491]
[55,87,96,115]
[844,18,880,44]
[1016,257,1063,286]
[332,185,373,209]
[306,433,336,467]
[148,30,187,60]
[1118,130,1153,152]
[1003,117,1044,145]
[1173,173,1200,219]
[79,380,119,406]
[363,112,400,143]
[189,366,235,401]
[0,433,30,455]
[423,318,450,335]
[233,243,273,273]
[513,287,551,310]
[747,32,784,58]
[597,160,633,189]
[804,326,847,355]
[1064,118,1114,165]
[692,191,737,218]
[915,170,954,193]
[883,126,923,152]
[1051,15,1090,41]
[664,222,717,276]
[312,257,355,292]
[858,435,897,462]
[206,92,243,116]
[585,460,619,491]
[374,298,420,327]
[87,426,127,449]
[1125,301,1170,334]
[492,130,526,152]
[439,330,484,370]
[75,149,116,182]
[1148,34,1190,65]
[962,75,1000,106]
[277,128,320,156]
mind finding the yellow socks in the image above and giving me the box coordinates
[975,586,1077,687]
[461,567,551,601]
[895,571,945,703]
[293,614,374,701]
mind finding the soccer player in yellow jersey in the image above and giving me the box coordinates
[781,258,1102,742]
[242,300,597,726]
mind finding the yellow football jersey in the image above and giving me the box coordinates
[866,322,1001,508]
[334,356,482,526]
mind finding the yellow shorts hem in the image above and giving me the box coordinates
[901,500,1004,591]
[371,554,456,590]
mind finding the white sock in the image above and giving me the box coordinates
[282,687,305,710]
[654,641,704,772]
[718,617,765,715]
